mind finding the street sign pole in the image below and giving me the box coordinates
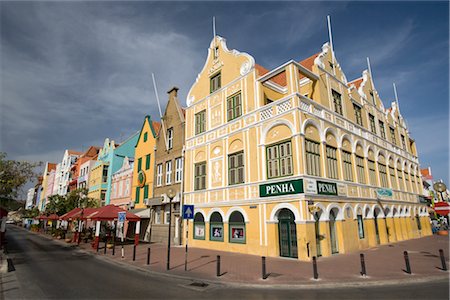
[118,212,126,258]
[182,205,194,271]
[184,219,189,271]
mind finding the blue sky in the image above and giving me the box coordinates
[1,1,448,192]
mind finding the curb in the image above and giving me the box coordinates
[0,251,7,274]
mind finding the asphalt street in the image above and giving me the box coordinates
[1,225,449,300]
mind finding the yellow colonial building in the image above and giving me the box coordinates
[183,35,431,261]
[131,116,160,209]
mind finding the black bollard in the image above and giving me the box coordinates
[147,247,151,265]
[439,249,447,271]
[360,253,367,276]
[112,240,115,256]
[312,256,319,279]
[133,245,136,261]
[262,256,267,280]
[104,239,107,254]
[216,255,221,277]
[404,251,411,274]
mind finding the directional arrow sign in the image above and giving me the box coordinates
[183,205,194,220]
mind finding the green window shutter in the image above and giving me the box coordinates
[144,185,149,199]
[138,158,142,171]
[143,132,148,142]
[145,154,150,170]
[135,187,140,204]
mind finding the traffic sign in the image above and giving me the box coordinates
[183,205,194,219]
[435,202,450,216]
[118,211,126,223]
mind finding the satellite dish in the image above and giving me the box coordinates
[434,182,447,193]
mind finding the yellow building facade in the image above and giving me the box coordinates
[131,116,160,209]
[183,36,431,261]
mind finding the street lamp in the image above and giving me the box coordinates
[166,188,175,270]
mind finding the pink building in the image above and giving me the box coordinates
[110,157,134,208]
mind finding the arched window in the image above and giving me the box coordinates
[193,212,205,240]
[210,212,223,241]
[229,211,245,244]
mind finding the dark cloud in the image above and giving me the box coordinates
[1,1,448,184]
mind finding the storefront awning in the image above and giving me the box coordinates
[130,208,151,218]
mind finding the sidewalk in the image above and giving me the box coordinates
[72,233,449,286]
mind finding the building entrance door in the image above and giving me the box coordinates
[374,212,380,245]
[314,212,322,257]
[329,209,339,254]
[278,209,298,258]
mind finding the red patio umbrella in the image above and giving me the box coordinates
[86,205,140,221]
[60,208,82,221]
[47,214,60,221]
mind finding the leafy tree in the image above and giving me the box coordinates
[22,207,40,218]
[45,188,98,216]
[0,152,42,202]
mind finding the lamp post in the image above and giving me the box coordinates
[166,188,175,270]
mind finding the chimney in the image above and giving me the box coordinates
[167,86,179,97]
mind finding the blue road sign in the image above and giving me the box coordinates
[183,205,194,220]
[118,211,126,223]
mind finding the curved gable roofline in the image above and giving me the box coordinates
[135,115,160,147]
[186,35,255,107]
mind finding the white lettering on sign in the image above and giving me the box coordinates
[318,183,337,194]
[265,183,295,195]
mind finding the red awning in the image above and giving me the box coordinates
[70,207,99,220]
[59,208,82,220]
[85,205,140,221]
[37,215,48,220]
[47,214,60,220]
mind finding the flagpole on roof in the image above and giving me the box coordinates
[212,16,217,54]
[393,82,400,111]
[327,15,336,74]
[367,57,376,91]
[151,73,168,151]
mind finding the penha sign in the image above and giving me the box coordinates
[316,180,338,196]
[260,179,304,197]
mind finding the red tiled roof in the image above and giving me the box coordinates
[348,77,363,89]
[421,168,432,179]
[255,64,286,86]
[152,121,161,135]
[68,150,82,156]
[299,53,319,71]
[255,64,269,76]
[47,163,57,172]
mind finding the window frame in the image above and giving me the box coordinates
[194,161,207,191]
[175,157,183,183]
[379,120,386,139]
[369,114,377,134]
[353,104,363,126]
[165,160,172,185]
[228,151,245,185]
[156,163,163,187]
[342,150,353,182]
[332,90,343,116]
[305,139,321,176]
[227,92,242,121]
[210,72,221,93]
[356,155,366,184]
[266,140,293,179]
[326,145,338,179]
[167,127,174,150]
[195,110,206,135]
